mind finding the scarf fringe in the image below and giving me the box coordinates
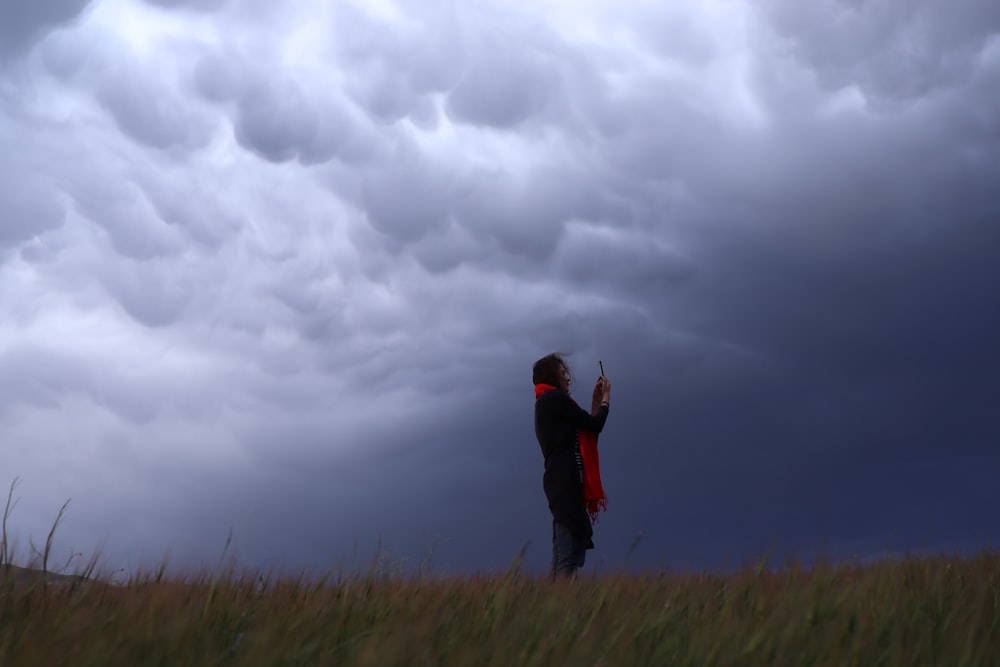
[587,497,609,524]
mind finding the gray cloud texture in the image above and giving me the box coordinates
[0,0,93,59]
[1,0,998,575]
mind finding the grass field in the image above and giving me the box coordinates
[2,549,998,666]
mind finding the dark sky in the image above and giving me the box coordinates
[1,0,999,577]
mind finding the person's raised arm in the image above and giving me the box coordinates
[591,376,611,415]
[549,378,610,434]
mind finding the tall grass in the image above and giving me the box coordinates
[2,549,998,665]
[2,481,997,665]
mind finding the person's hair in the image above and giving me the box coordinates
[532,353,569,387]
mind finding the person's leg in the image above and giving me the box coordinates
[572,532,587,570]
[552,521,585,580]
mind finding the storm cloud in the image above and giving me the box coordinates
[1,0,998,576]
[0,0,93,59]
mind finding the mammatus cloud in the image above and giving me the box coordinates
[96,69,213,151]
[0,176,65,248]
[0,0,93,59]
[1,0,998,574]
[446,48,559,129]
[758,0,1000,103]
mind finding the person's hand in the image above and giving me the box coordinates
[600,376,611,404]
[592,377,604,405]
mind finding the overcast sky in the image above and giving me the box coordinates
[2,0,999,577]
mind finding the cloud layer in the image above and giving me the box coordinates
[2,0,999,574]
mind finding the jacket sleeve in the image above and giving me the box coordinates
[548,390,609,435]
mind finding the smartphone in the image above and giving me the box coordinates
[599,360,605,377]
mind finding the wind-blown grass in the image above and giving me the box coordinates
[2,480,997,665]
[2,550,998,666]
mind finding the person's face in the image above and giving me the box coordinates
[557,364,571,392]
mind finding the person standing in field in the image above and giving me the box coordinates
[533,353,611,579]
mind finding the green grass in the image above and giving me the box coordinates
[2,550,998,666]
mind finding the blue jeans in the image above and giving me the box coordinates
[551,521,588,579]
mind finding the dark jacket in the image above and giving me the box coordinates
[535,389,609,541]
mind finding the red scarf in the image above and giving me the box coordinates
[535,383,608,523]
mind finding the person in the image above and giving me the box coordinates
[532,353,611,580]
